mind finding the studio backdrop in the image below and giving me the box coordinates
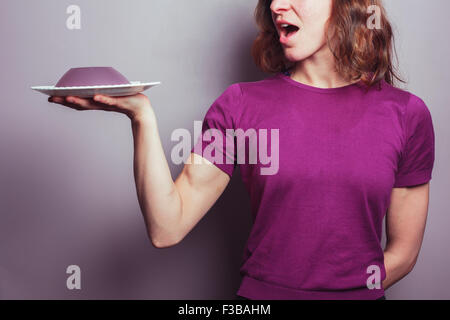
[0,0,449,299]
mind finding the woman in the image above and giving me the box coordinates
[49,0,435,300]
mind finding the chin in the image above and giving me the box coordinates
[283,49,312,63]
[283,44,325,64]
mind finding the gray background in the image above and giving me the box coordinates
[0,0,448,299]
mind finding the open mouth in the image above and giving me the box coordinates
[280,23,300,37]
[277,22,300,44]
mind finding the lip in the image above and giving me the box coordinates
[275,19,300,46]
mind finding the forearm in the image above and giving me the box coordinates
[382,248,415,290]
[131,115,182,246]
[383,184,429,290]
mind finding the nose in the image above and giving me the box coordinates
[270,0,290,14]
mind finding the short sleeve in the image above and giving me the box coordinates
[190,84,242,178]
[393,95,435,187]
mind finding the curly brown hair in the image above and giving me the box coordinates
[252,0,403,88]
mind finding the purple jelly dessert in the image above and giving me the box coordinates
[55,67,130,87]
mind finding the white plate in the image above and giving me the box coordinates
[31,81,161,98]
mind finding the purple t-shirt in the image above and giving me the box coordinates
[191,72,435,300]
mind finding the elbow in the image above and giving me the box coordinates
[150,238,176,249]
[397,251,419,276]
[149,232,183,249]
[405,255,418,274]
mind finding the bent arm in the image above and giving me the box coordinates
[131,115,230,248]
[383,182,430,289]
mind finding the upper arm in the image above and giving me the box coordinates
[170,84,241,243]
[385,95,435,268]
[393,95,435,188]
[173,153,231,242]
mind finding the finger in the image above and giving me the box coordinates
[65,96,98,109]
[55,100,87,111]
[49,96,65,104]
[48,96,88,107]
[49,95,123,113]
[48,96,96,111]
[93,94,120,107]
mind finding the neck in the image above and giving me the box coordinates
[288,45,357,89]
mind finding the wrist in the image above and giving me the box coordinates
[130,109,157,126]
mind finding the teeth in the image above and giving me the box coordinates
[281,24,289,28]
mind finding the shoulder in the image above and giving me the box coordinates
[236,73,284,98]
[213,74,282,119]
[379,82,434,145]
[378,80,431,118]
[212,75,277,108]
